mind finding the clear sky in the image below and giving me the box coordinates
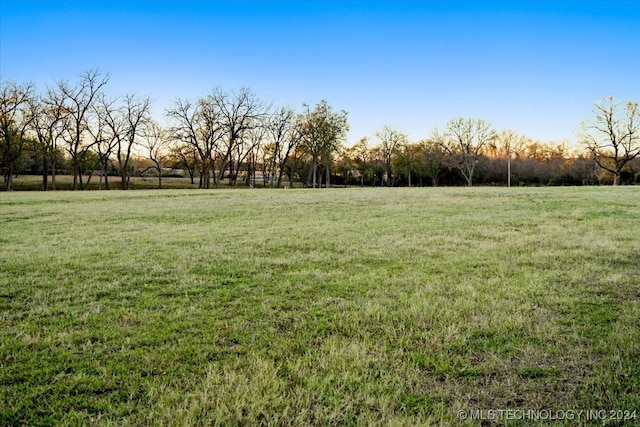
[1,0,639,147]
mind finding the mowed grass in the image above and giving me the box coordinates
[1,187,639,426]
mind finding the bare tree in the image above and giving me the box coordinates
[416,139,448,187]
[267,106,301,188]
[347,137,370,187]
[0,81,35,190]
[168,142,198,185]
[243,121,268,187]
[367,146,385,186]
[117,94,152,189]
[393,141,419,187]
[27,87,67,190]
[376,125,407,186]
[437,118,497,187]
[208,88,268,187]
[166,97,223,189]
[141,120,168,189]
[90,95,119,189]
[581,96,640,185]
[57,69,109,190]
[299,100,349,188]
[284,146,306,188]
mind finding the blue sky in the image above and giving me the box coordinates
[1,0,639,146]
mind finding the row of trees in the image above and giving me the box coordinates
[2,70,639,191]
[1,70,349,191]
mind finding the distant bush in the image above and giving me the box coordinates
[620,170,634,185]
[599,175,613,185]
[548,174,583,186]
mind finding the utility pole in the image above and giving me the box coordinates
[507,153,511,188]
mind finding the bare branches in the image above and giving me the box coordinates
[299,100,349,188]
[581,96,640,185]
[166,88,271,188]
[166,96,224,188]
[6,66,639,189]
[0,80,35,190]
[56,69,110,189]
[140,120,168,189]
[436,118,497,186]
[208,87,270,187]
[116,94,152,189]
[376,125,408,186]
[267,106,300,187]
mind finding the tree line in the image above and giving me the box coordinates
[2,69,639,191]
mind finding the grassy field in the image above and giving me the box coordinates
[1,187,639,426]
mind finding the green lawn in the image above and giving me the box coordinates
[1,187,639,426]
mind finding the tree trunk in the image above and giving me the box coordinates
[277,169,285,188]
[72,162,79,190]
[312,158,317,188]
[385,158,391,187]
[204,167,211,189]
[51,154,56,190]
[325,164,330,189]
[228,154,234,187]
[85,171,94,188]
[3,169,14,191]
[42,156,49,191]
[120,158,129,190]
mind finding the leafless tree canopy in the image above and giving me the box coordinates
[376,125,408,186]
[435,118,497,186]
[2,69,639,190]
[1,81,35,190]
[56,69,110,190]
[299,100,349,188]
[266,106,301,188]
[581,96,640,185]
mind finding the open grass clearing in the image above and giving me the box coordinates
[1,187,639,425]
